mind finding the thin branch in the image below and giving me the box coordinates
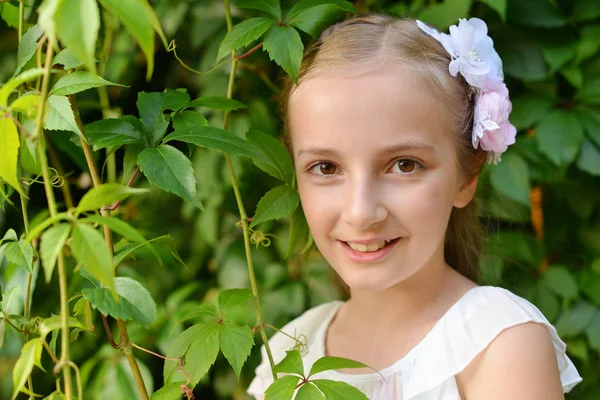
[236,42,263,60]
[105,166,140,211]
[101,314,119,349]
[168,40,231,76]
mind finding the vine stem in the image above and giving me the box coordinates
[33,39,74,400]
[68,95,150,400]
[222,0,277,380]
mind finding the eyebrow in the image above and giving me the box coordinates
[296,142,436,158]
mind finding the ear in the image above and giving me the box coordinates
[453,174,479,208]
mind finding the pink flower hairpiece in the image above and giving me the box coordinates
[416,18,516,164]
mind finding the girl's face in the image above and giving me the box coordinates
[289,68,477,292]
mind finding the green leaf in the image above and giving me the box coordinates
[287,3,353,38]
[296,383,325,400]
[12,338,43,400]
[236,0,281,20]
[556,301,596,338]
[138,145,203,210]
[137,92,170,146]
[71,223,115,292]
[577,138,600,176]
[573,0,600,22]
[151,382,184,400]
[273,349,305,376]
[0,68,45,107]
[575,108,600,149]
[1,3,19,28]
[0,320,5,349]
[9,93,40,115]
[178,302,219,324]
[83,277,158,327]
[2,229,18,243]
[495,29,547,81]
[50,71,125,96]
[99,0,157,80]
[312,379,368,400]
[286,205,309,259]
[76,183,148,215]
[417,0,473,29]
[586,311,600,351]
[52,48,83,70]
[218,289,253,316]
[73,297,95,331]
[263,25,303,83]
[163,89,191,113]
[4,240,34,273]
[287,0,355,20]
[186,96,247,111]
[45,94,83,139]
[264,375,300,400]
[250,185,299,228]
[38,316,85,339]
[308,356,369,377]
[489,151,530,207]
[542,266,579,300]
[217,18,274,61]
[164,323,220,386]
[55,0,100,74]
[85,118,145,149]
[218,322,254,378]
[14,25,44,76]
[40,223,71,283]
[478,0,506,21]
[166,118,258,158]
[506,0,565,28]
[0,117,24,195]
[536,110,584,166]
[246,129,295,184]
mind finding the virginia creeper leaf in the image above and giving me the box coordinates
[0,320,5,349]
[9,93,40,116]
[264,375,300,400]
[542,266,579,300]
[55,0,100,74]
[45,94,83,139]
[150,382,185,400]
[536,110,584,166]
[1,228,18,244]
[246,129,295,184]
[14,25,44,76]
[479,0,507,21]
[40,223,71,283]
[219,322,254,378]
[163,89,191,113]
[273,349,305,376]
[218,289,253,316]
[186,96,247,111]
[50,71,126,96]
[11,338,43,400]
[286,205,309,259]
[0,118,24,195]
[71,223,115,292]
[178,302,219,324]
[577,138,600,176]
[250,185,300,228]
[312,379,368,400]
[137,91,171,146]
[38,316,85,339]
[308,356,370,377]
[0,68,45,107]
[52,48,83,70]
[263,25,303,83]
[85,118,144,149]
[287,2,355,38]
[76,183,148,215]
[138,145,203,210]
[418,0,475,29]
[556,300,596,338]
[236,0,281,20]
[490,151,530,207]
[4,240,34,273]
[216,17,274,61]
[296,383,325,400]
[73,297,95,332]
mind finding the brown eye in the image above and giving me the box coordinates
[319,163,337,175]
[397,160,416,173]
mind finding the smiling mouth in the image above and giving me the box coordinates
[344,238,400,253]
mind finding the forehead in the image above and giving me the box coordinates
[288,69,452,156]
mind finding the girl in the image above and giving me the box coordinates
[248,14,583,399]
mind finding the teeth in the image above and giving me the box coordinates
[347,240,387,252]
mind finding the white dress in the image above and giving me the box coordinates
[247,285,583,399]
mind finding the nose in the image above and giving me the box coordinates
[341,176,388,231]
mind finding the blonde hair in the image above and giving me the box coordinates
[280,14,485,283]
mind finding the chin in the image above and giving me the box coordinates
[337,269,406,293]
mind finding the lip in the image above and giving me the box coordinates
[342,238,397,245]
[340,238,401,263]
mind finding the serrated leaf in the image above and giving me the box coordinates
[0,320,5,349]
[219,322,254,378]
[38,316,85,339]
[83,277,157,327]
[14,25,44,76]
[186,96,247,111]
[76,183,148,215]
[150,382,185,400]
[542,266,579,300]
[138,145,203,210]
[99,0,157,80]
[286,205,309,259]
[73,297,95,332]
[9,93,40,116]
[577,138,600,176]
[52,48,83,69]
[85,118,144,149]
[11,338,42,400]
[50,71,125,96]
[1,3,19,28]
[0,118,24,195]
[1,228,18,244]
[246,129,295,184]
[263,25,303,83]
[40,223,71,283]
[250,185,299,228]
[312,379,368,400]
[217,18,274,61]
[287,3,353,38]
[490,151,530,206]
[218,289,253,315]
[273,349,305,376]
[137,92,171,146]
[308,356,369,377]
[4,240,34,273]
[236,0,281,20]
[0,68,45,107]
[163,89,191,113]
[178,302,219,324]
[536,110,584,166]
[264,375,300,400]
[165,118,258,158]
[164,323,220,386]
[55,0,100,74]
[296,383,325,400]
[71,223,115,292]
[287,0,355,19]
[45,94,83,138]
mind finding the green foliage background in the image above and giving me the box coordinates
[0,0,599,399]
